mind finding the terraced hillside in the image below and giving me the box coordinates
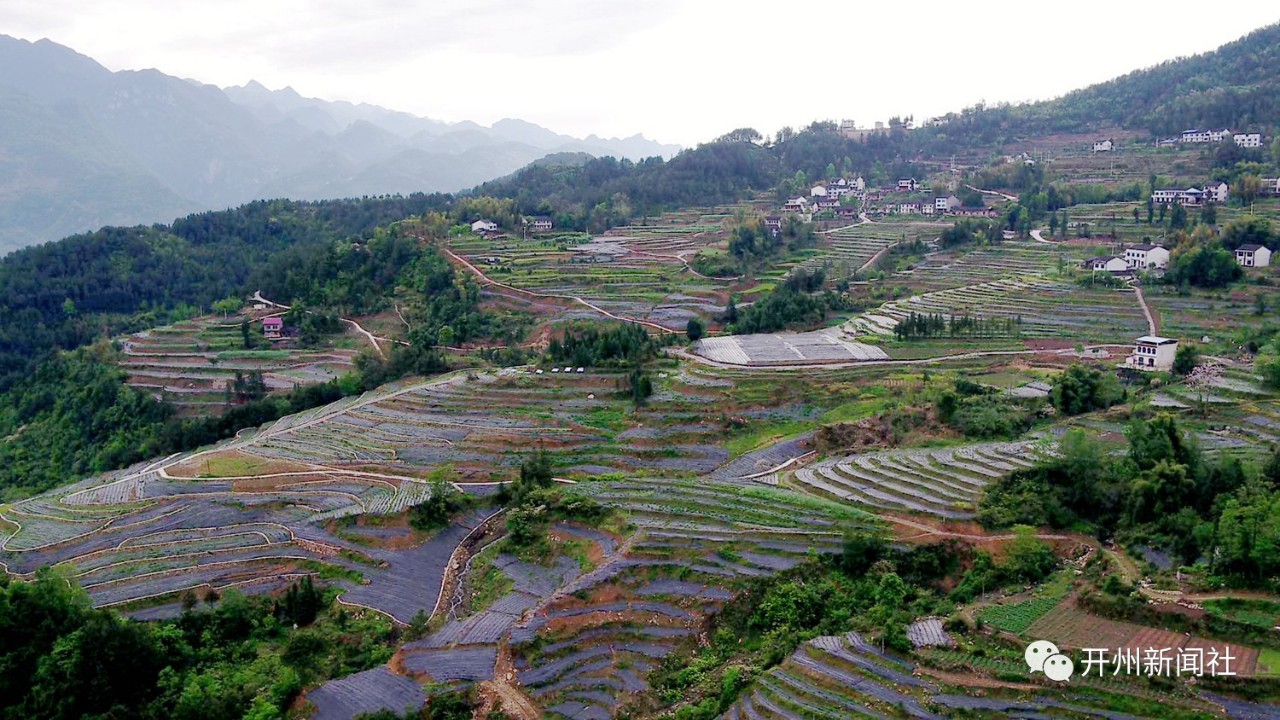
[844,276,1148,341]
[445,209,741,332]
[792,220,940,278]
[794,441,1048,519]
[121,314,358,416]
[304,477,874,719]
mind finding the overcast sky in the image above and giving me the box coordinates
[3,1,1278,146]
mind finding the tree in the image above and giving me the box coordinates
[1172,344,1199,375]
[1236,174,1262,206]
[715,128,762,144]
[1200,203,1217,227]
[686,317,705,342]
[1050,364,1123,415]
[1221,217,1275,252]
[723,296,739,324]
[1169,202,1188,230]
[212,296,241,317]
[1003,527,1057,583]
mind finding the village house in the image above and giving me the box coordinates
[1262,178,1280,196]
[851,176,866,191]
[783,197,809,213]
[526,216,554,232]
[1151,187,1205,206]
[263,316,284,339]
[471,219,498,233]
[1126,336,1178,371]
[813,196,841,211]
[896,178,919,192]
[1083,256,1129,273]
[1092,139,1114,153]
[1205,181,1229,204]
[827,179,854,197]
[1235,244,1272,268]
[810,185,828,197]
[1234,133,1263,148]
[921,204,936,216]
[834,206,858,220]
[934,195,962,212]
[764,215,783,232]
[953,206,996,218]
[1124,244,1170,270]
[1181,129,1231,144]
[897,202,921,215]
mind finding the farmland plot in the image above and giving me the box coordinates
[844,276,1147,342]
[794,441,1045,519]
[121,315,357,417]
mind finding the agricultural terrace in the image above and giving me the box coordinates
[794,441,1049,520]
[445,206,749,332]
[723,629,1196,719]
[842,239,1150,346]
[793,216,954,281]
[121,313,358,416]
[0,359,929,616]
[303,478,872,719]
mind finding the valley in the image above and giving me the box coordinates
[4,18,1280,720]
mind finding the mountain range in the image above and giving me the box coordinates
[0,35,679,252]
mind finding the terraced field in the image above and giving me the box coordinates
[302,477,871,719]
[445,208,742,331]
[122,314,357,416]
[844,276,1148,341]
[794,441,1047,519]
[792,221,940,278]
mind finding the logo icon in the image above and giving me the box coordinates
[1025,640,1074,681]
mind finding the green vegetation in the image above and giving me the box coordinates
[0,570,397,720]
[977,572,1072,633]
[1050,363,1124,415]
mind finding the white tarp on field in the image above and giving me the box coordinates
[694,330,888,366]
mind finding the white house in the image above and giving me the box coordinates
[810,185,828,197]
[1152,187,1204,206]
[1205,181,1230,204]
[471,219,498,233]
[1236,244,1272,268]
[897,202,921,215]
[526,216,553,232]
[1181,129,1210,143]
[1234,133,1263,148]
[1208,128,1232,142]
[897,178,919,192]
[851,176,867,191]
[1083,255,1129,273]
[1092,139,1114,153]
[1126,336,1178,371]
[1124,244,1170,270]
[813,196,840,211]
[783,197,809,212]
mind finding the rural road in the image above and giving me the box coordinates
[253,291,406,358]
[1131,282,1159,336]
[964,184,1019,202]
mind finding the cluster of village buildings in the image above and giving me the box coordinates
[1093,129,1267,153]
[1084,241,1271,274]
[776,177,997,224]
[470,216,554,237]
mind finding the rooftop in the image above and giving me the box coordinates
[1136,335,1177,345]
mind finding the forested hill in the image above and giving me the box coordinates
[0,195,448,390]
[925,22,1280,141]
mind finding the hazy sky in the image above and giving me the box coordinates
[3,1,1278,146]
